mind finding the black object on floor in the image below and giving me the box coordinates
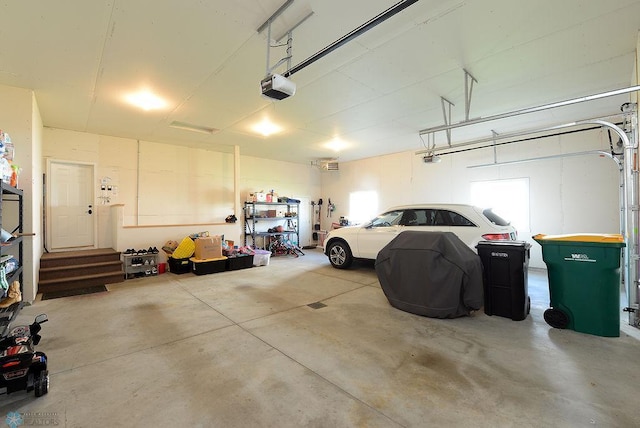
[41,285,108,300]
[375,231,484,319]
[476,240,532,321]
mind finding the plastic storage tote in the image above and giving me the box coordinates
[253,250,271,266]
[533,234,625,337]
[476,241,531,321]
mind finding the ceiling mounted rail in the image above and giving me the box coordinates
[419,85,640,136]
[415,120,597,155]
[467,150,621,169]
[283,0,419,77]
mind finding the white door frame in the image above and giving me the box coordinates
[45,159,98,252]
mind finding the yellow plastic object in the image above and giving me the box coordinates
[172,237,196,259]
[189,256,227,262]
[532,233,624,243]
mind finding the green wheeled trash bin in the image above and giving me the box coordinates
[533,233,625,337]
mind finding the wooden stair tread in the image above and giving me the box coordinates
[40,260,122,272]
[40,248,120,260]
[39,271,124,285]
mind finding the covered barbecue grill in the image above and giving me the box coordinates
[375,231,483,318]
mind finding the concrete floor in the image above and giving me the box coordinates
[1,248,639,427]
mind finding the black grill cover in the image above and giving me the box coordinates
[375,231,483,318]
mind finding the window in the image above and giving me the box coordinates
[471,178,530,233]
[483,209,510,226]
[370,210,403,227]
[399,210,418,226]
[432,210,448,226]
[444,210,476,226]
[349,191,378,225]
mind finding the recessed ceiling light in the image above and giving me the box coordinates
[325,137,348,152]
[169,121,219,135]
[251,119,282,137]
[124,89,168,111]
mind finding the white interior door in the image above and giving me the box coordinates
[294,196,311,248]
[48,160,95,250]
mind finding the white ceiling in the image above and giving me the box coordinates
[1,0,639,164]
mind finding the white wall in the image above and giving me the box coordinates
[321,126,622,268]
[29,94,44,303]
[240,155,321,247]
[42,128,322,253]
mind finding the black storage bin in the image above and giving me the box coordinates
[226,254,254,271]
[476,241,531,321]
[191,257,227,275]
[168,257,192,274]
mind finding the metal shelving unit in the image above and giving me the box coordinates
[243,201,299,250]
[0,182,23,335]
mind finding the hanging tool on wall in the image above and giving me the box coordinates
[327,198,335,217]
[311,201,318,240]
[317,199,323,229]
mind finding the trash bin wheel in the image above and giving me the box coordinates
[544,308,569,329]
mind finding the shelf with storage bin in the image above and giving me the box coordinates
[1,183,23,286]
[243,201,299,250]
[0,182,24,335]
[122,252,159,279]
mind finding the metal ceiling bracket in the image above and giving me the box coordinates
[275,11,315,42]
[441,97,455,146]
[491,129,498,164]
[259,0,297,77]
[266,29,293,75]
[286,31,293,71]
[464,69,478,121]
[257,0,294,34]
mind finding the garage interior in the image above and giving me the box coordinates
[0,0,640,425]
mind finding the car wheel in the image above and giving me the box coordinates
[34,370,49,397]
[328,241,353,269]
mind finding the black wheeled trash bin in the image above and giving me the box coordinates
[476,240,531,321]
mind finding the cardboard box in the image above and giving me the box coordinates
[195,235,222,260]
[162,240,179,255]
[266,209,277,217]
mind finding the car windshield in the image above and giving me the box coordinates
[482,208,511,226]
[368,210,403,227]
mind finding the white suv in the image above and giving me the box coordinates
[323,204,517,269]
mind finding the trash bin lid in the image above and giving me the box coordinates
[476,240,531,249]
[533,233,625,246]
